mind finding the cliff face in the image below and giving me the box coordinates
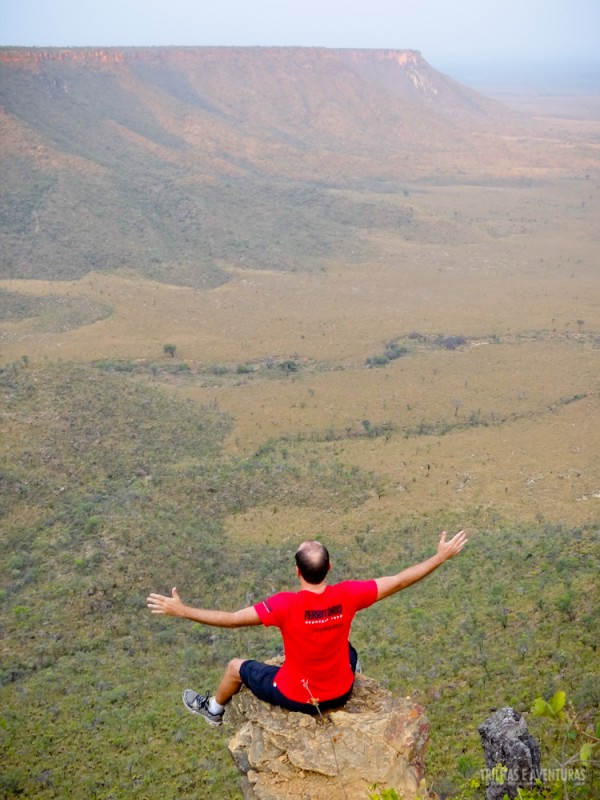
[226,674,430,800]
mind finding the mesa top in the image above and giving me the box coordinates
[254,579,378,703]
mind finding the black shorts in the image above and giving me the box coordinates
[239,643,358,715]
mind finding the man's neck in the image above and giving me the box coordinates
[299,578,328,594]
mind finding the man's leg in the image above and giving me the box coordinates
[215,658,245,705]
[182,658,246,726]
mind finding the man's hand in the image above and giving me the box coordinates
[437,529,468,562]
[146,587,186,617]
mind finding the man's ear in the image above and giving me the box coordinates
[328,561,332,572]
[296,565,302,578]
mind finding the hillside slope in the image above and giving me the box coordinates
[0,46,515,285]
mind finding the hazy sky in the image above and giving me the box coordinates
[1,0,598,76]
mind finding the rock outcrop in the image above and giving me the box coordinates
[226,674,429,800]
[478,707,542,800]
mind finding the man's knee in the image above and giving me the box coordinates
[226,658,245,678]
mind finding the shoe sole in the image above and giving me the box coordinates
[181,691,222,726]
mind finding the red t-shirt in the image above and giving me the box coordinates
[254,580,378,703]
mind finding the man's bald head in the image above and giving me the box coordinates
[295,540,330,585]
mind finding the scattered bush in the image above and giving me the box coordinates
[236,362,254,374]
[439,335,467,350]
[366,338,408,367]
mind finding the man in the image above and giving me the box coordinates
[146,529,467,726]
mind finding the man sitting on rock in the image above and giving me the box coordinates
[146,529,467,726]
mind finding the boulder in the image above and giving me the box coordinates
[226,674,430,800]
[478,707,541,800]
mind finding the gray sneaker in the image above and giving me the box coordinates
[182,690,224,726]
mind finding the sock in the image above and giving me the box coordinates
[208,697,225,715]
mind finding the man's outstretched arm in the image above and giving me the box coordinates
[375,529,467,601]
[146,587,261,628]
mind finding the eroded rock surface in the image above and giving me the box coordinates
[478,707,541,800]
[226,674,429,800]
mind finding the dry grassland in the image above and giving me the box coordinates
[2,96,599,536]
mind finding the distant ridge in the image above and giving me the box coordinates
[1,46,512,285]
[0,46,505,146]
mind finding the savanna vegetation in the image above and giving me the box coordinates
[0,358,598,799]
[1,46,599,800]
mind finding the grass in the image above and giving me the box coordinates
[1,176,599,798]
[0,66,599,799]
[1,233,599,800]
[0,288,112,332]
[0,358,598,799]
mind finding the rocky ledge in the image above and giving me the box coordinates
[226,674,430,800]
